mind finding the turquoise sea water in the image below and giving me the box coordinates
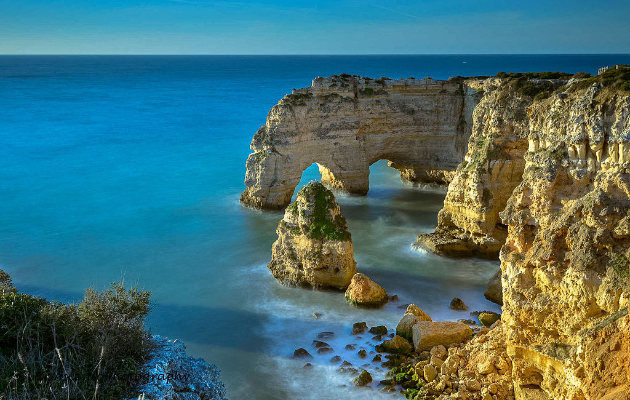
[2,55,630,399]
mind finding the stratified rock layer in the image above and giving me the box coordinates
[241,75,482,210]
[267,182,356,289]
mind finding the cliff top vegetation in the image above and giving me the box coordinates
[0,270,152,399]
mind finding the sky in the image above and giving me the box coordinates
[1,0,629,54]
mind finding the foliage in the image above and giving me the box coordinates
[361,88,374,96]
[611,253,630,277]
[570,65,630,92]
[0,272,153,399]
[294,183,351,241]
[496,71,574,80]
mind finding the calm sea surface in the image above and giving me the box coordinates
[1,55,629,399]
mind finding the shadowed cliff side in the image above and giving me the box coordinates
[241,75,482,210]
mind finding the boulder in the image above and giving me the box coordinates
[293,348,313,359]
[351,322,367,335]
[267,182,357,289]
[424,364,438,382]
[412,321,473,351]
[449,297,469,311]
[353,369,373,387]
[368,325,388,335]
[396,305,432,340]
[405,304,432,320]
[376,335,413,355]
[484,270,503,306]
[478,311,501,327]
[345,273,388,307]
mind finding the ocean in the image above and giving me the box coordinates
[1,55,629,399]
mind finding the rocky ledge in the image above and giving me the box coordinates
[267,181,357,289]
[130,335,226,400]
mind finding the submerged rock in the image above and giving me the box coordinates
[267,182,357,289]
[345,273,388,307]
[449,297,469,311]
[352,369,373,387]
[293,348,313,359]
[317,331,335,340]
[351,321,368,334]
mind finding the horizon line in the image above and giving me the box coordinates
[1,53,630,57]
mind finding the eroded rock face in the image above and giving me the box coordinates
[498,81,630,399]
[241,75,482,210]
[416,78,533,258]
[267,182,357,289]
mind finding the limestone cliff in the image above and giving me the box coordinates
[416,78,535,257]
[241,75,481,210]
[267,181,357,289]
[498,74,630,399]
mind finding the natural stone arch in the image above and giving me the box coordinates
[241,75,483,210]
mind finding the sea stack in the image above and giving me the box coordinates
[267,181,357,289]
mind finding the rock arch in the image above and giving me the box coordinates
[241,75,483,210]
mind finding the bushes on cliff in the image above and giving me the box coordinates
[0,271,152,399]
[570,65,630,93]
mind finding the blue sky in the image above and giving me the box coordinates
[1,0,629,54]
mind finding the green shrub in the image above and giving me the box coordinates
[0,273,152,399]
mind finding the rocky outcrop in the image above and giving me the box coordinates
[497,76,630,399]
[268,182,356,289]
[241,75,482,210]
[131,336,226,400]
[344,272,387,307]
[416,78,535,258]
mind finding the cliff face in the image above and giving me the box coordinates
[267,182,357,289]
[247,70,630,398]
[498,81,630,399]
[416,79,533,257]
[241,75,481,210]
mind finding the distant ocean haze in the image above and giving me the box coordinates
[1,55,629,399]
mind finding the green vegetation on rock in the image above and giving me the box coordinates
[570,65,630,92]
[287,182,351,241]
[611,253,630,278]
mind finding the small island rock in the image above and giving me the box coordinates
[268,182,357,289]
